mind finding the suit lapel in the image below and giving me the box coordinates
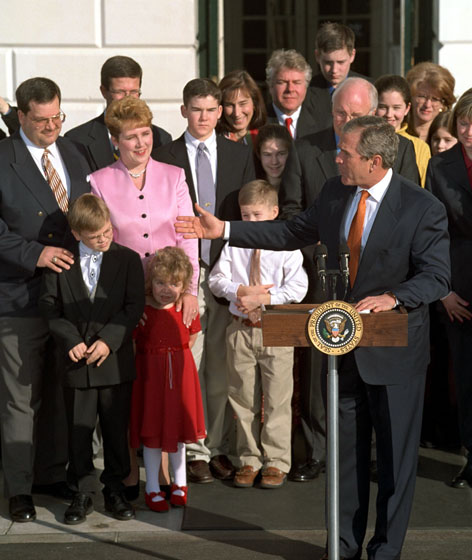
[171,135,196,205]
[56,137,89,200]
[64,247,94,317]
[89,115,114,170]
[90,243,121,320]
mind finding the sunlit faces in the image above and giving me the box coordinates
[112,125,153,171]
[100,77,141,105]
[456,116,472,152]
[376,90,411,131]
[222,89,255,137]
[151,277,185,309]
[18,97,62,148]
[315,48,355,87]
[430,126,458,156]
[332,85,372,137]
[72,220,114,252]
[181,95,222,141]
[335,130,373,187]
[270,68,307,115]
[412,83,444,125]
[259,139,289,182]
[240,203,279,222]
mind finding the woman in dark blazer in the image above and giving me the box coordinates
[426,88,472,488]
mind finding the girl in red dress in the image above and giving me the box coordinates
[130,247,205,512]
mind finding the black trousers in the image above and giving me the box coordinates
[63,381,132,494]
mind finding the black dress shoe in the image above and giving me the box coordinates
[32,481,75,500]
[104,491,135,520]
[289,460,322,482]
[9,494,36,523]
[451,462,472,488]
[64,493,93,525]
[187,460,214,483]
[209,455,236,480]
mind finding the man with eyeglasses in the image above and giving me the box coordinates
[0,77,90,522]
[66,55,172,171]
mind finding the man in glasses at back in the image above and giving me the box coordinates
[0,77,90,522]
[66,55,172,171]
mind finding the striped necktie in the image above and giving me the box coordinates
[42,149,68,213]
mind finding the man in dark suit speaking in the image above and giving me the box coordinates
[0,77,90,522]
[175,116,450,560]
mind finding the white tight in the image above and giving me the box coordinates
[143,443,187,501]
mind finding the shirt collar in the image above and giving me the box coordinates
[184,129,217,153]
[79,241,103,258]
[20,127,60,158]
[272,103,302,124]
[355,168,393,203]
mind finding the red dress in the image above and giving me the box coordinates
[130,305,206,452]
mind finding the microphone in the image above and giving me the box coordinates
[315,244,328,293]
[338,243,350,289]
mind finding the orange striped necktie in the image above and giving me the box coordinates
[41,149,68,213]
[347,190,370,287]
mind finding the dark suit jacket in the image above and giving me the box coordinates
[230,172,450,385]
[39,242,145,388]
[65,113,172,171]
[154,133,256,267]
[279,127,420,219]
[302,70,370,134]
[426,143,472,302]
[1,106,20,136]
[0,131,91,316]
[266,102,322,140]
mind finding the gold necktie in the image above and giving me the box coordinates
[42,149,68,213]
[248,248,262,323]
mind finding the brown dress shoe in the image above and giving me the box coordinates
[260,466,287,488]
[187,460,214,483]
[233,465,260,488]
[209,455,236,480]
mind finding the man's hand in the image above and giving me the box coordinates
[237,293,270,314]
[85,340,110,367]
[37,246,74,272]
[176,293,199,327]
[68,342,88,363]
[441,291,472,323]
[175,203,225,240]
[237,284,274,297]
[355,294,396,313]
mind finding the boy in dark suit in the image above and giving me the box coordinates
[39,194,145,525]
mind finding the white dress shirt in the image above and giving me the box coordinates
[208,244,308,317]
[272,103,302,139]
[342,168,393,256]
[184,130,218,204]
[20,128,71,197]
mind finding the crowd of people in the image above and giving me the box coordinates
[0,19,470,560]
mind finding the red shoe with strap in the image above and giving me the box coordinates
[145,491,169,512]
[170,484,188,507]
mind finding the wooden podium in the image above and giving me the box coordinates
[261,303,408,560]
[261,303,408,348]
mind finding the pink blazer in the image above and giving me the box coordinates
[89,158,199,294]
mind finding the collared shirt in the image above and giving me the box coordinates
[272,103,302,139]
[20,128,71,197]
[79,241,104,300]
[208,244,308,317]
[342,168,393,256]
[461,144,472,189]
[184,129,218,204]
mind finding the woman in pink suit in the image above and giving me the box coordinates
[89,96,199,499]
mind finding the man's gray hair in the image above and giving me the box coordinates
[266,49,312,86]
[332,77,378,114]
[343,115,399,169]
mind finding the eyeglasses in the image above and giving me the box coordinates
[415,93,444,107]
[82,226,113,242]
[30,111,66,128]
[108,89,142,98]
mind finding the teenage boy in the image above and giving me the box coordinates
[154,78,255,483]
[39,194,145,525]
[208,180,308,488]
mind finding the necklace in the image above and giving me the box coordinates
[129,168,146,179]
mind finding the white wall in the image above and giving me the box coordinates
[0,0,198,138]
[438,0,472,99]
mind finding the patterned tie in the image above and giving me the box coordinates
[196,142,215,265]
[248,248,262,323]
[42,149,68,213]
[285,117,293,137]
[347,190,370,288]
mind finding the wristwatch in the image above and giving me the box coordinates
[385,291,400,308]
